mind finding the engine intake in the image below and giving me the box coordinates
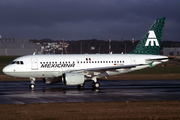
[62,73,85,85]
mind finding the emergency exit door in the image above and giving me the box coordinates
[31,57,38,70]
[129,56,136,64]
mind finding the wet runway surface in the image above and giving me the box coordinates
[0,79,180,104]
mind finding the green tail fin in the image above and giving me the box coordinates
[129,17,166,55]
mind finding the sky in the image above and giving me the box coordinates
[0,0,179,41]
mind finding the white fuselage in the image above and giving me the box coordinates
[2,54,168,79]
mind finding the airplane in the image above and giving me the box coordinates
[2,17,168,90]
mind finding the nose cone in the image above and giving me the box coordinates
[2,65,12,76]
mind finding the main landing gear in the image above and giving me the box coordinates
[91,77,100,89]
[30,77,35,90]
[77,82,100,89]
[92,82,100,89]
[29,77,100,90]
[77,77,100,89]
[77,84,84,89]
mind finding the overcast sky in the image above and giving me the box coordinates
[0,0,179,41]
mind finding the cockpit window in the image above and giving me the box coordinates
[11,61,24,65]
[11,61,16,64]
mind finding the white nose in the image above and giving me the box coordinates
[2,65,12,76]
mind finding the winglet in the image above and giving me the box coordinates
[148,61,154,67]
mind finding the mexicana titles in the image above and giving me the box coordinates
[40,63,75,68]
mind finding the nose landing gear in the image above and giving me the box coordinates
[30,77,36,90]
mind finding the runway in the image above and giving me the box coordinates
[0,79,180,104]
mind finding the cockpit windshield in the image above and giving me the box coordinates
[11,61,16,64]
[11,61,24,65]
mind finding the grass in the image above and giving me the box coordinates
[0,101,179,120]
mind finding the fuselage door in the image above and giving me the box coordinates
[31,57,38,70]
[129,56,136,64]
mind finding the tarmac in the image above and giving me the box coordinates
[0,79,180,104]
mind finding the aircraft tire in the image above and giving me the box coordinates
[77,84,84,89]
[92,82,100,89]
[30,84,35,90]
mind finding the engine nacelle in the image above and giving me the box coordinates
[62,73,85,85]
[43,77,62,84]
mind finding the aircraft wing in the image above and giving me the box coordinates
[65,64,146,79]
[84,64,144,71]
[146,58,169,62]
[67,64,144,74]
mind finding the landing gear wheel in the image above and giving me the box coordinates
[77,84,84,89]
[30,84,35,90]
[30,77,36,90]
[92,82,100,89]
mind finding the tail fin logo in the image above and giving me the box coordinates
[145,30,159,46]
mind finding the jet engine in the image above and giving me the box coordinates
[62,73,85,85]
[43,77,62,84]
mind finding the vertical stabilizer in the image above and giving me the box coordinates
[129,17,166,55]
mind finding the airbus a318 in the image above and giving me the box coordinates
[3,17,168,89]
